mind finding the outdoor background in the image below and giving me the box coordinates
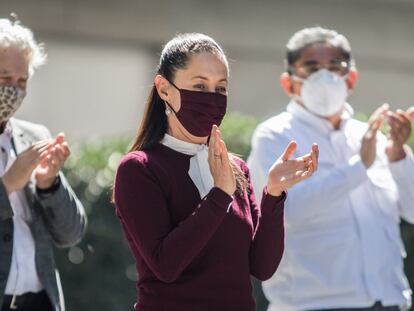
[0,0,413,310]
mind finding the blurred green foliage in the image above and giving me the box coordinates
[220,112,259,159]
[55,111,414,311]
[56,137,135,311]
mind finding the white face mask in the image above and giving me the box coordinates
[295,69,348,117]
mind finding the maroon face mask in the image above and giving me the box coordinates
[165,80,227,137]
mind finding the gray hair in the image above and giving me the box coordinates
[285,27,353,73]
[0,16,47,76]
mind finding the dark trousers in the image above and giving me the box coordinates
[309,301,400,311]
[1,291,53,311]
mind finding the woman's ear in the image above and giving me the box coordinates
[280,72,294,96]
[346,69,358,90]
[154,75,170,102]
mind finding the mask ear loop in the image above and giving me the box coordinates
[162,77,182,116]
[291,75,305,83]
[164,77,180,91]
[161,77,180,116]
[288,74,304,103]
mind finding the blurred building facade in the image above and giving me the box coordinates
[1,0,414,140]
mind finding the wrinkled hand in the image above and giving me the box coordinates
[385,108,412,162]
[267,141,319,197]
[2,140,51,194]
[361,104,388,168]
[35,133,70,189]
[208,125,236,196]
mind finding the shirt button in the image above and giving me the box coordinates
[3,233,12,242]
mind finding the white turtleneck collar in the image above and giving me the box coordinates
[161,134,214,199]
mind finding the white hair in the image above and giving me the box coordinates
[0,18,47,76]
[285,27,354,71]
[287,26,351,54]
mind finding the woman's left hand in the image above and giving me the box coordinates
[267,141,319,197]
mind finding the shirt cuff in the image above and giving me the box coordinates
[36,175,61,199]
[388,145,414,182]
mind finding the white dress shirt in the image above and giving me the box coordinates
[247,100,414,311]
[0,124,43,295]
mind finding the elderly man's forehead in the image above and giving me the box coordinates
[296,43,347,62]
[0,46,29,75]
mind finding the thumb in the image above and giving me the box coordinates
[281,140,297,161]
[369,104,388,131]
[406,107,414,121]
[371,114,385,132]
[55,132,65,145]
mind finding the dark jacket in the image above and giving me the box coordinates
[0,118,87,311]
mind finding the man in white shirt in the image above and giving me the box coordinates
[248,27,414,311]
[0,15,86,311]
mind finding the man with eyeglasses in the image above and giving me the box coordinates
[248,27,414,311]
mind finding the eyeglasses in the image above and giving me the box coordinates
[291,59,350,79]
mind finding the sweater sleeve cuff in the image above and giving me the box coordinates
[261,186,287,211]
[207,187,233,211]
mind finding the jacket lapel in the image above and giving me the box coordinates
[10,119,31,155]
[9,119,37,208]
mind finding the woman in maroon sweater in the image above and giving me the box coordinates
[114,33,319,311]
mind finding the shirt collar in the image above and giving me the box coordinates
[0,121,13,145]
[161,134,206,156]
[287,99,354,135]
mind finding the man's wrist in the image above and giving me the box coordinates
[386,145,406,162]
[36,175,61,196]
[36,175,59,190]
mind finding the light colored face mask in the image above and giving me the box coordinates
[294,69,348,117]
[0,85,26,123]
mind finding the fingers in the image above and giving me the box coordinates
[294,143,319,177]
[215,127,222,158]
[287,165,313,186]
[30,139,52,152]
[208,125,231,168]
[281,140,297,161]
[220,137,230,167]
[369,103,389,124]
[18,140,52,167]
[60,142,71,157]
[368,103,388,135]
[387,110,412,144]
[213,126,231,166]
[55,132,65,145]
[208,125,218,160]
[311,143,319,172]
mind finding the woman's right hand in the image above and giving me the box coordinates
[208,125,236,196]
